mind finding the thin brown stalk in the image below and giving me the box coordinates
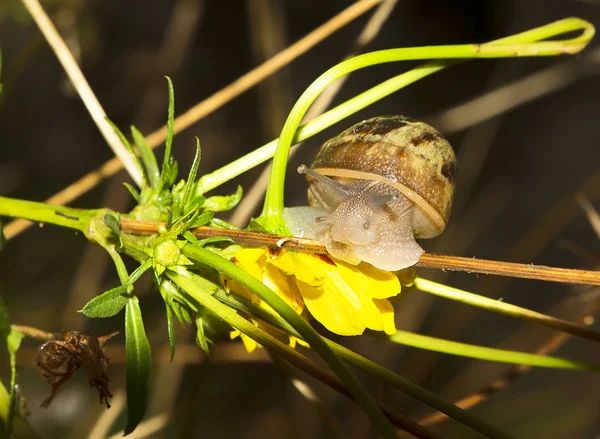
[4,0,382,240]
[20,0,142,186]
[10,324,54,341]
[119,218,600,287]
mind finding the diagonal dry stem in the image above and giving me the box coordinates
[20,0,142,186]
[2,0,382,241]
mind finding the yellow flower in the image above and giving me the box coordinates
[225,248,308,352]
[227,247,399,345]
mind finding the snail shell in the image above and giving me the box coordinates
[284,115,457,271]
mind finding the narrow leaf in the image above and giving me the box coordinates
[203,186,243,212]
[161,77,175,183]
[82,260,153,318]
[210,218,239,230]
[159,285,176,362]
[195,315,210,355]
[81,285,129,318]
[186,211,213,229]
[131,126,160,189]
[165,302,175,362]
[123,183,140,203]
[106,119,147,189]
[124,297,151,435]
[196,236,234,247]
[103,213,121,235]
[182,140,202,208]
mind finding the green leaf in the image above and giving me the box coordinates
[203,186,243,212]
[82,259,151,318]
[123,183,140,203]
[194,315,210,355]
[165,303,175,362]
[246,218,268,233]
[210,218,239,230]
[160,280,197,326]
[131,126,160,189]
[103,213,121,235]
[158,77,176,193]
[6,329,22,356]
[81,285,129,318]
[186,211,213,229]
[159,285,176,362]
[196,236,234,247]
[181,140,202,211]
[124,297,151,436]
[106,119,147,189]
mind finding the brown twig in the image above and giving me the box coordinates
[11,324,55,341]
[119,218,600,286]
[20,0,142,186]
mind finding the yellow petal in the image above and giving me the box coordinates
[263,264,304,313]
[234,248,266,263]
[296,261,388,336]
[373,299,397,335]
[355,263,401,299]
[240,333,259,353]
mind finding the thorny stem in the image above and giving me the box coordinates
[119,218,600,287]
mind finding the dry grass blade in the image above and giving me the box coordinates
[119,218,600,287]
[20,0,142,186]
[1,0,383,241]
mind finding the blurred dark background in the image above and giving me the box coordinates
[1,0,599,438]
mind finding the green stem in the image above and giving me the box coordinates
[170,269,398,438]
[259,18,593,232]
[212,289,513,439]
[179,245,397,438]
[0,196,96,233]
[413,277,600,343]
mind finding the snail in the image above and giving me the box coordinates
[283,115,457,272]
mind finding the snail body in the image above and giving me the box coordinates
[283,116,457,271]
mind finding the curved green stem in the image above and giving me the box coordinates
[259,17,593,233]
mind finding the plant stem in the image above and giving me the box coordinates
[414,277,600,343]
[118,218,600,286]
[20,0,142,186]
[170,269,398,439]
[212,290,513,439]
[260,18,593,232]
[178,246,397,438]
[0,196,96,233]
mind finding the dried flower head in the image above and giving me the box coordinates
[36,330,118,408]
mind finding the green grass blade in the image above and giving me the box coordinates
[383,330,599,370]
[131,126,160,189]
